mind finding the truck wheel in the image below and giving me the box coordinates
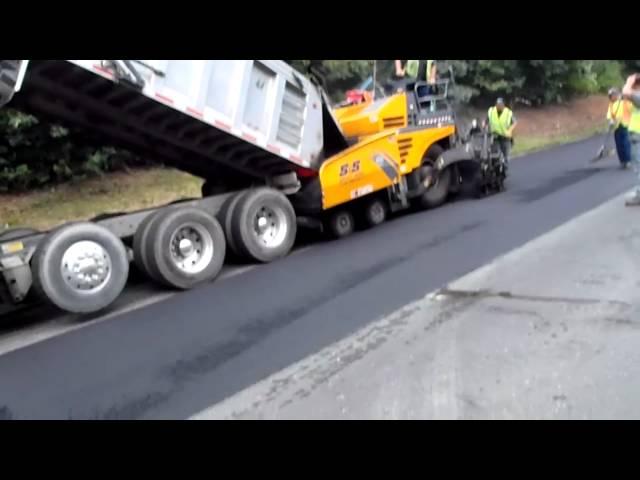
[429,166,452,208]
[133,211,163,282]
[231,188,296,263]
[447,164,461,197]
[217,191,247,256]
[328,209,355,239]
[419,166,451,209]
[144,207,226,290]
[418,144,451,209]
[0,228,39,241]
[31,223,129,314]
[363,197,387,228]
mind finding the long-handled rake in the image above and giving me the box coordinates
[590,130,616,163]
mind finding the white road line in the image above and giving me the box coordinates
[0,323,79,357]
[0,245,334,359]
[0,289,174,357]
[218,265,257,280]
[291,246,312,256]
[95,292,176,322]
[0,263,266,357]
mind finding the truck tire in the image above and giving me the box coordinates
[420,167,451,209]
[447,164,462,197]
[418,144,451,209]
[328,209,355,239]
[231,188,297,263]
[472,170,487,198]
[144,207,226,289]
[0,228,39,241]
[216,191,247,256]
[362,197,387,228]
[31,222,129,314]
[133,211,163,282]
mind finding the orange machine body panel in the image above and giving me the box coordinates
[319,124,455,210]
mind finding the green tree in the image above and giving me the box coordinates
[287,60,374,101]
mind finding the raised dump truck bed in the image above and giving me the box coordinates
[1,60,348,189]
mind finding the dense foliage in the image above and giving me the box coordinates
[0,109,146,192]
[1,60,638,192]
[289,60,635,105]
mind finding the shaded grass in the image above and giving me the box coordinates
[0,168,203,231]
[513,125,606,157]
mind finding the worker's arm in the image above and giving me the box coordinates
[395,60,405,77]
[627,92,640,109]
[623,74,640,108]
[428,62,438,84]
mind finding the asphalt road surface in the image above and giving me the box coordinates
[0,135,635,420]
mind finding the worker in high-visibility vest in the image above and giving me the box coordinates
[393,60,437,94]
[622,74,640,206]
[485,98,517,164]
[606,87,632,168]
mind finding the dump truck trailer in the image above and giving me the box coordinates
[0,60,494,316]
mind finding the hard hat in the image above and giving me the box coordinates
[608,88,620,97]
[496,97,505,105]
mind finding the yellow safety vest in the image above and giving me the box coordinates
[607,99,632,127]
[405,60,434,82]
[488,106,514,137]
[628,104,640,134]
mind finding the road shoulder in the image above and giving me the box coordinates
[192,191,640,420]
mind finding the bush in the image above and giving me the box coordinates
[566,61,600,96]
[0,109,144,192]
[593,60,624,91]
